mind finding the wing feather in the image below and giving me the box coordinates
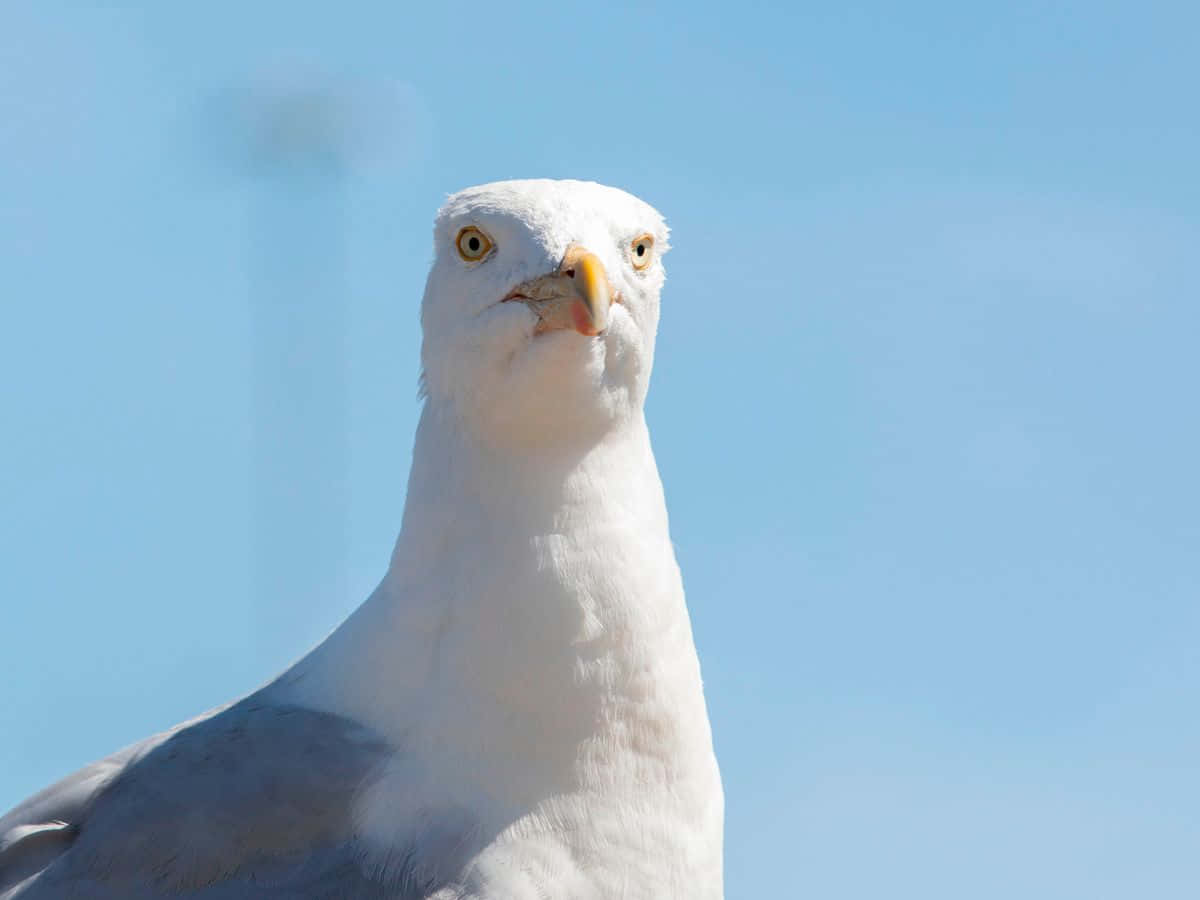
[0,698,412,898]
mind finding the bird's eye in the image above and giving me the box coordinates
[455,226,494,262]
[630,233,655,271]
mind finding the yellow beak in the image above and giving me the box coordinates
[557,245,611,337]
[503,244,613,337]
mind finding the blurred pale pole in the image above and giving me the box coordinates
[237,79,352,660]
[214,73,426,661]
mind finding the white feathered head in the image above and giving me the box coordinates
[419,179,670,448]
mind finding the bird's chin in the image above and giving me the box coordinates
[426,303,643,451]
[518,303,640,384]
[473,326,637,450]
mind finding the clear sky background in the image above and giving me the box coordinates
[2,2,1198,897]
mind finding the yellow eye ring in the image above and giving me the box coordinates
[631,233,655,271]
[456,226,494,262]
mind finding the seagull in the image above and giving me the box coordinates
[0,179,724,899]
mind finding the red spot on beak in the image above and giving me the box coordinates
[570,298,601,336]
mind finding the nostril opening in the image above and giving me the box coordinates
[564,268,575,278]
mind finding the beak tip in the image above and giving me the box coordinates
[570,298,605,337]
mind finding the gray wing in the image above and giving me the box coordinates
[0,697,415,899]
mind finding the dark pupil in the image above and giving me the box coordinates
[636,244,645,256]
[468,236,480,252]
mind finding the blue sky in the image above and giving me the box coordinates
[2,2,1198,896]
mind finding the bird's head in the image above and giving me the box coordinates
[419,179,669,449]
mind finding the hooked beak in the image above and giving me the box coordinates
[503,244,613,337]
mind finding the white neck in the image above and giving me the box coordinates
[275,404,711,790]
[270,404,722,895]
